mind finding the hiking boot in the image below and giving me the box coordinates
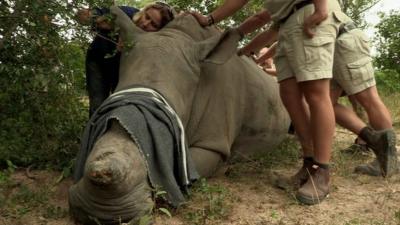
[275,157,317,191]
[359,127,398,177]
[355,158,399,176]
[296,166,330,205]
[354,159,382,176]
[343,137,370,154]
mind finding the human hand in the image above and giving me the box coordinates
[263,67,277,76]
[303,10,328,38]
[188,11,209,26]
[255,56,264,65]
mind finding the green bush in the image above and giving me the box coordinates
[0,1,91,169]
[374,69,400,93]
[0,42,88,169]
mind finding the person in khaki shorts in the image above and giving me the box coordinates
[331,27,398,177]
[243,24,398,177]
[241,22,398,185]
[250,24,399,175]
[190,0,347,204]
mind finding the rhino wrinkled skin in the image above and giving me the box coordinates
[68,6,290,225]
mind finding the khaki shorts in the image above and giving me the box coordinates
[331,29,376,95]
[274,2,348,83]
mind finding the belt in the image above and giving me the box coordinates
[279,0,313,24]
[338,22,356,36]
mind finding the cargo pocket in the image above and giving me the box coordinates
[336,32,355,54]
[354,30,371,56]
[347,57,373,85]
[303,36,334,71]
[332,11,351,23]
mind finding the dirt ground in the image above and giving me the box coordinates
[1,129,400,225]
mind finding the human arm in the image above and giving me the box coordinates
[256,41,277,65]
[76,8,113,30]
[257,42,277,76]
[303,0,329,38]
[238,25,278,56]
[236,10,272,36]
[190,0,249,26]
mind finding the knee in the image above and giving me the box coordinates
[355,93,384,110]
[353,87,380,104]
[190,147,223,178]
[304,92,331,107]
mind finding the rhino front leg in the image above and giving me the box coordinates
[190,147,224,177]
[69,120,154,225]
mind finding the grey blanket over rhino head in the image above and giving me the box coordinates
[74,87,200,207]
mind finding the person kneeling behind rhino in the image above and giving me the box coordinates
[76,3,175,117]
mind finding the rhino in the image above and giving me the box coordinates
[68,6,290,225]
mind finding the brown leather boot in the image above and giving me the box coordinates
[355,158,399,176]
[296,166,330,205]
[354,159,382,176]
[359,127,398,177]
[275,157,317,191]
[343,137,369,154]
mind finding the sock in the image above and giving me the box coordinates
[314,161,329,170]
[304,157,314,164]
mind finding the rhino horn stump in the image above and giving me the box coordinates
[69,121,154,225]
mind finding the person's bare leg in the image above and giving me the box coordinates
[300,79,335,164]
[331,89,366,134]
[280,78,313,156]
[348,95,367,122]
[296,79,333,205]
[353,86,392,130]
[352,86,397,177]
[275,78,315,190]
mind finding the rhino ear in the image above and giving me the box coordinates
[197,28,242,65]
[110,6,144,43]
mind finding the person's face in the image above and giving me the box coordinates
[136,7,162,32]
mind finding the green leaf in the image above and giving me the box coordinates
[155,190,167,196]
[158,207,172,218]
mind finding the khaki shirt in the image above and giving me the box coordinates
[264,0,343,22]
[264,0,305,22]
